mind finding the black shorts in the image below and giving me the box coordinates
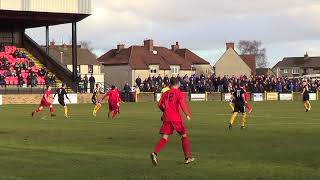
[92,96,97,105]
[58,99,66,106]
[303,95,310,102]
[234,103,246,113]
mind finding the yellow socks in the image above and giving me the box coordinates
[64,106,68,118]
[229,103,235,111]
[93,104,102,116]
[304,102,311,110]
[230,112,238,125]
[307,101,311,110]
[241,113,247,127]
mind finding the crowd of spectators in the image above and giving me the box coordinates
[135,74,320,93]
[77,74,96,93]
[0,45,57,87]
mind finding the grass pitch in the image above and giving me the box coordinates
[0,101,320,180]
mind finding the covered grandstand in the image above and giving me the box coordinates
[0,0,91,93]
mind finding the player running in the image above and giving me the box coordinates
[242,85,252,113]
[32,85,56,117]
[150,78,194,166]
[92,84,104,117]
[53,84,71,118]
[101,85,122,119]
[228,83,248,130]
[302,81,311,112]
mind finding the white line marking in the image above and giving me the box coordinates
[41,116,49,121]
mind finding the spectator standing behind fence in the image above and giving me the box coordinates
[83,74,88,93]
[89,74,95,93]
[123,83,131,102]
[136,76,142,89]
[18,74,24,87]
[0,74,5,87]
[0,43,5,52]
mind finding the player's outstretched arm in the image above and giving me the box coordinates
[179,94,192,120]
[101,93,109,102]
[158,93,166,112]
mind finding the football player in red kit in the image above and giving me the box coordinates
[242,85,252,113]
[32,85,56,117]
[101,85,121,119]
[150,78,195,166]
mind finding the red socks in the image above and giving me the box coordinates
[112,111,118,119]
[154,138,169,154]
[154,137,192,158]
[181,136,192,158]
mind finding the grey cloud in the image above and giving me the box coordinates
[26,0,320,66]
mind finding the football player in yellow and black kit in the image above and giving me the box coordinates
[302,81,311,112]
[92,84,104,117]
[228,83,248,130]
[54,84,71,118]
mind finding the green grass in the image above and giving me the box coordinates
[0,101,320,180]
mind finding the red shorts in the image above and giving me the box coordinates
[109,102,120,112]
[160,121,187,135]
[40,100,52,107]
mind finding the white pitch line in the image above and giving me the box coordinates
[216,113,320,121]
[40,116,49,121]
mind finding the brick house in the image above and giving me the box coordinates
[97,39,212,87]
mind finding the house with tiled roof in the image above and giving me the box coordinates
[214,42,256,77]
[272,53,320,78]
[98,40,212,87]
[47,42,104,83]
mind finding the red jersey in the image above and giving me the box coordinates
[42,90,52,103]
[159,88,190,122]
[106,89,121,104]
[241,86,250,101]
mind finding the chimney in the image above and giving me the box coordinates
[144,39,154,51]
[171,41,180,52]
[117,44,125,51]
[62,43,68,51]
[226,42,235,50]
[304,52,309,59]
[50,40,55,46]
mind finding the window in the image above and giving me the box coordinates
[292,68,300,74]
[170,65,180,75]
[77,65,81,74]
[88,65,93,74]
[284,69,288,74]
[150,68,157,74]
[149,65,159,75]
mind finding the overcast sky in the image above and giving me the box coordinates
[26,0,320,67]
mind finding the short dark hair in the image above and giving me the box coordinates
[170,77,180,86]
[111,85,116,90]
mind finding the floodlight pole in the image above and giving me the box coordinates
[72,22,78,85]
[45,25,49,54]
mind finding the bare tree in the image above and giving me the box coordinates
[79,41,94,51]
[237,40,268,68]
